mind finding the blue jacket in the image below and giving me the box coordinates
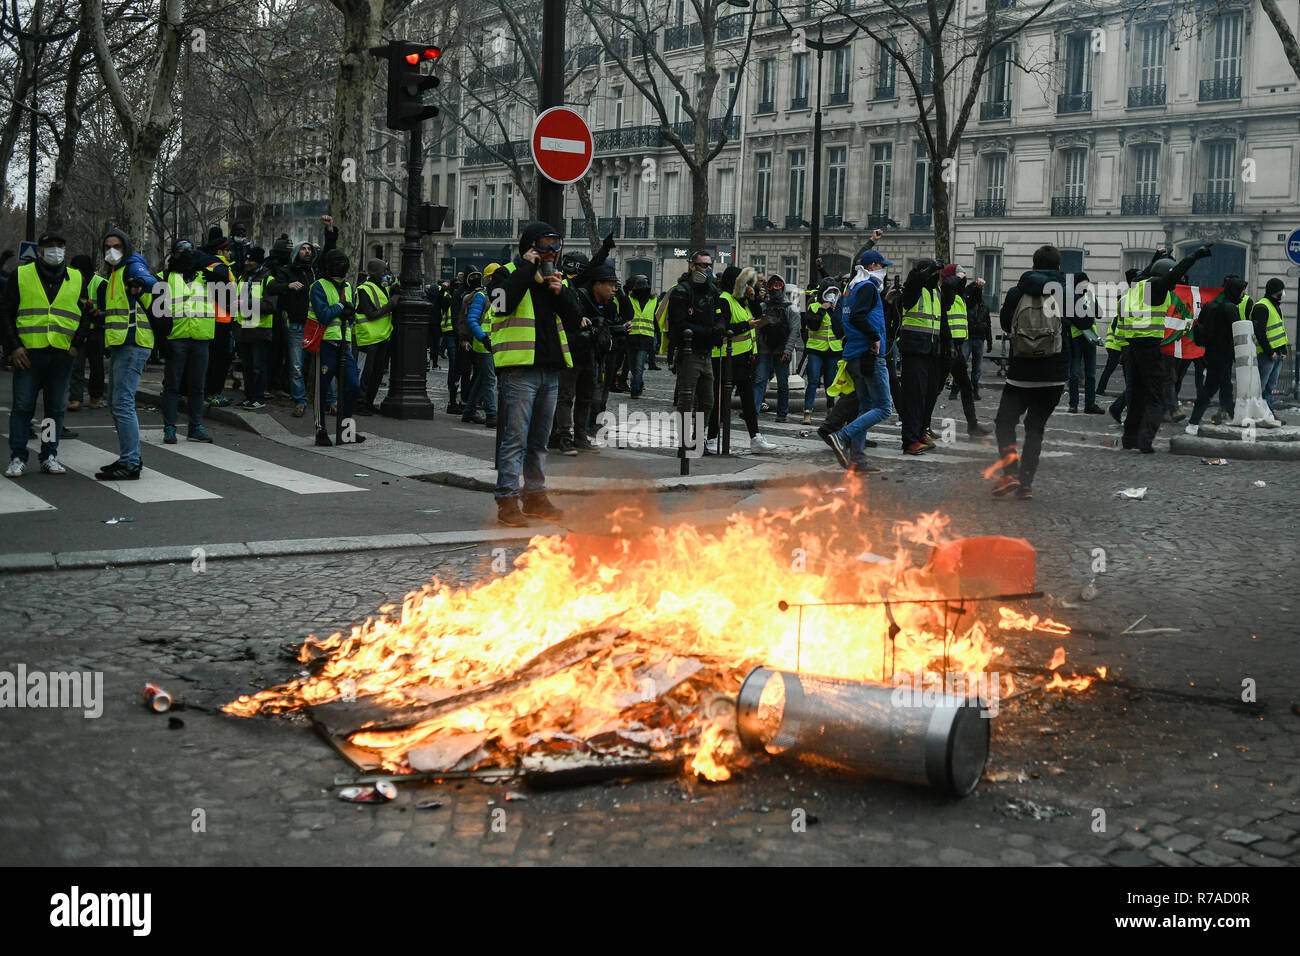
[310,278,351,323]
[841,276,886,361]
[465,289,489,342]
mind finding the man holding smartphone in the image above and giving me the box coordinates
[487,222,582,527]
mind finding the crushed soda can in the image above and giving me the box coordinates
[337,781,397,803]
[142,682,172,713]
[1201,458,1229,465]
[1253,480,1266,488]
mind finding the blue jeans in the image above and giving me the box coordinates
[495,366,559,500]
[963,339,986,395]
[630,348,650,394]
[838,353,892,464]
[163,338,209,430]
[107,345,150,466]
[753,351,792,416]
[464,350,498,416]
[1067,338,1097,409]
[1258,354,1283,410]
[803,349,837,414]
[8,347,74,462]
[319,340,362,420]
[286,324,308,404]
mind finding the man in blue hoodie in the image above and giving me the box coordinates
[825,249,892,474]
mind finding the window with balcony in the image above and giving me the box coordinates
[831,47,851,104]
[370,183,380,229]
[976,153,1007,216]
[610,86,624,129]
[759,59,776,113]
[717,167,735,215]
[912,140,931,228]
[486,183,497,221]
[1059,33,1092,113]
[826,146,846,225]
[467,184,478,222]
[504,182,513,222]
[787,149,806,226]
[607,175,620,217]
[663,170,681,214]
[1196,140,1236,213]
[1053,149,1086,216]
[1129,23,1166,107]
[755,152,772,222]
[982,43,1012,119]
[1202,11,1242,100]
[870,143,892,220]
[1123,145,1160,215]
[978,250,1001,308]
[724,69,738,112]
[764,0,780,27]
[876,41,897,98]
[792,53,810,108]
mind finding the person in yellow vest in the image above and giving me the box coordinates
[94,227,161,480]
[929,264,990,437]
[800,281,842,425]
[232,247,276,410]
[354,258,397,417]
[486,221,581,526]
[2,231,90,477]
[309,248,366,446]
[66,254,106,412]
[896,258,944,454]
[1252,278,1289,417]
[461,262,498,427]
[625,274,657,398]
[159,240,217,444]
[705,265,776,453]
[201,233,239,408]
[1097,268,1138,400]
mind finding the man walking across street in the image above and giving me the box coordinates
[825,248,893,474]
[1189,274,1245,427]
[1253,277,1288,417]
[668,250,726,456]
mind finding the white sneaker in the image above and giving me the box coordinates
[40,456,67,475]
[704,438,720,455]
[4,457,25,478]
[752,433,777,451]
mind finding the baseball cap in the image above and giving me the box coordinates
[858,249,893,267]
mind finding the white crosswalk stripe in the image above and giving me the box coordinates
[55,439,221,502]
[0,475,57,514]
[140,430,364,495]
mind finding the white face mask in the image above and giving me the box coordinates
[104,248,124,266]
[868,268,886,287]
[42,247,66,267]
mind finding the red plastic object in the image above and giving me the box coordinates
[929,536,1036,596]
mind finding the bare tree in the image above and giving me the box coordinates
[581,0,757,251]
[1259,0,1300,83]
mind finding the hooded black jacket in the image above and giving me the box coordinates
[264,226,338,325]
[0,257,93,353]
[667,270,726,352]
[999,269,1071,383]
[487,256,582,369]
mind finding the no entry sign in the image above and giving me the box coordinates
[530,107,593,185]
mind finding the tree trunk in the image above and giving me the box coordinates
[0,72,35,200]
[576,177,599,254]
[1260,0,1300,83]
[329,0,387,259]
[689,165,708,252]
[46,29,93,232]
[930,168,951,263]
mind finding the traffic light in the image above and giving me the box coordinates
[371,41,441,131]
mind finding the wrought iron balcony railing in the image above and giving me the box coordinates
[593,124,663,152]
[654,214,690,239]
[707,214,735,237]
[828,90,849,105]
[1199,76,1242,101]
[1121,194,1160,215]
[1193,192,1235,214]
[973,198,1007,217]
[575,44,601,69]
[668,115,740,144]
[597,216,621,238]
[823,213,845,229]
[624,216,649,238]
[790,95,809,109]
[463,140,527,167]
[569,218,589,238]
[909,211,932,229]
[785,214,808,230]
[1127,84,1166,108]
[1057,91,1092,114]
[1051,196,1086,217]
[980,99,1011,120]
[866,214,893,230]
[874,84,895,100]
[461,218,513,238]
[757,100,775,114]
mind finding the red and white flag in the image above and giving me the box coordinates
[1161,284,1220,360]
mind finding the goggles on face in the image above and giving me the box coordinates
[533,236,563,254]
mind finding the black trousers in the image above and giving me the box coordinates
[994,384,1064,488]
[899,351,934,447]
[1122,340,1168,450]
[205,322,235,397]
[1189,355,1234,425]
[929,344,978,427]
[707,352,758,440]
[359,339,389,406]
[1097,347,1123,393]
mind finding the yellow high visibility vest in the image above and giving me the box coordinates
[712,292,755,358]
[826,359,855,397]
[489,260,573,369]
[1255,298,1288,354]
[15,263,82,350]
[354,281,392,346]
[901,287,940,335]
[805,301,842,352]
[102,268,154,349]
[947,295,969,340]
[309,279,355,342]
[1118,279,1170,340]
[630,296,657,337]
[165,273,215,341]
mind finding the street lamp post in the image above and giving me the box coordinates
[538,0,565,226]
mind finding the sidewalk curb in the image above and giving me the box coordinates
[1169,434,1300,461]
[134,385,260,435]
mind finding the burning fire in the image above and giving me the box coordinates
[226,494,1083,778]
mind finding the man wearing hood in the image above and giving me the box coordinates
[929,263,990,438]
[66,254,106,412]
[667,249,726,449]
[354,258,397,416]
[706,263,775,453]
[2,231,91,477]
[1252,277,1289,416]
[1189,273,1246,427]
[895,256,945,455]
[460,262,498,428]
[159,239,219,444]
[453,269,486,418]
[752,275,802,424]
[566,261,622,454]
[234,247,277,410]
[93,227,162,479]
[310,247,365,446]
[486,221,581,526]
[824,249,892,473]
[626,274,657,399]
[264,216,338,417]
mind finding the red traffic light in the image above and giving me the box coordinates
[423,47,441,60]
[404,52,420,64]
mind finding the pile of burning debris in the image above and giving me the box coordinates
[226,495,1091,794]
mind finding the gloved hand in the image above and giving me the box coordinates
[601,231,616,252]
[1194,244,1214,260]
[338,302,357,319]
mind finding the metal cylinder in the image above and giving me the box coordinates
[736,666,990,796]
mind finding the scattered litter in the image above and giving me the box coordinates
[309,823,327,830]
[337,781,397,803]
[505,791,528,802]
[1080,579,1098,602]
[1121,613,1182,636]
[1114,487,1147,499]
[382,481,389,485]
[798,430,810,438]
[103,516,135,524]
[167,716,184,730]
[354,473,370,477]
[142,682,173,713]
[1100,437,1118,447]
[1201,458,1228,466]
[1253,480,1266,488]
[414,799,445,810]
[417,509,441,514]
[999,798,1072,821]
[986,770,1027,784]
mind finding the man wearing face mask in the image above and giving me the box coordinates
[668,250,726,451]
[160,239,217,444]
[706,265,774,453]
[354,258,397,417]
[94,227,162,479]
[928,264,989,438]
[896,257,944,455]
[2,232,90,477]
[824,249,892,474]
[264,215,338,417]
[753,275,802,424]
[1252,278,1289,417]
[234,247,277,410]
[66,254,106,413]
[310,248,365,446]
[626,275,657,399]
[487,221,581,526]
